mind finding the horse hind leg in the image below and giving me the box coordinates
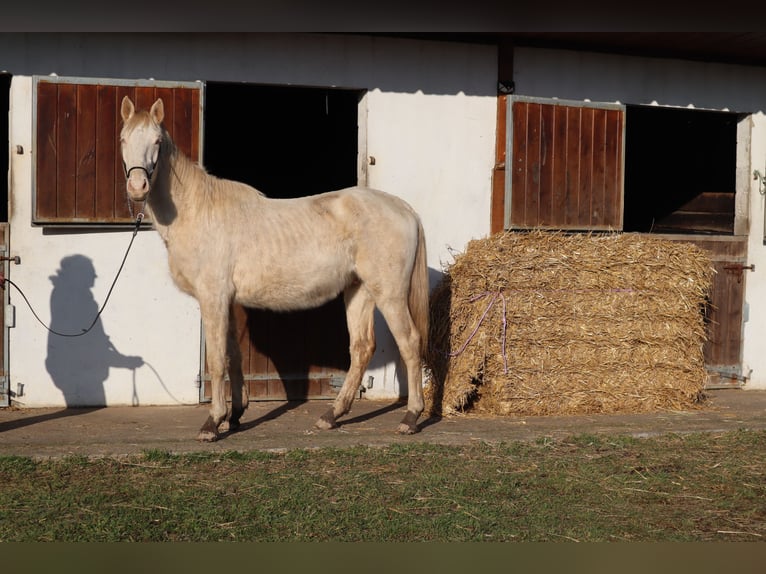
[376,298,424,434]
[316,285,376,430]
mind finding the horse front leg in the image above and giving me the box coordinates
[198,301,230,442]
[225,305,248,432]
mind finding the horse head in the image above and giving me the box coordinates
[120,96,165,203]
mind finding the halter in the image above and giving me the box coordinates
[122,141,161,220]
[121,137,162,181]
[123,162,155,181]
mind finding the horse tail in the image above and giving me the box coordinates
[409,218,430,357]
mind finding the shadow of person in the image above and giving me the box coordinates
[44,254,143,407]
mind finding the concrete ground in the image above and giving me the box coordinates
[0,389,765,458]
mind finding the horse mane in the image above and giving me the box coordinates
[158,123,266,211]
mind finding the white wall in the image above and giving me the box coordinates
[4,33,498,406]
[514,47,766,390]
[744,111,766,389]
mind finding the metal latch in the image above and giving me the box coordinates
[723,263,755,283]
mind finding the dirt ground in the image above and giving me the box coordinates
[1,389,765,458]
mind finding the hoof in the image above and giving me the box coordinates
[397,422,420,435]
[315,409,338,430]
[197,415,220,442]
[397,411,421,435]
[197,430,219,442]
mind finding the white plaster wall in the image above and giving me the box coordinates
[364,88,495,396]
[514,47,766,390]
[3,34,498,406]
[744,111,766,389]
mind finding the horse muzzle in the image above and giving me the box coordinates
[125,165,153,202]
[126,179,150,202]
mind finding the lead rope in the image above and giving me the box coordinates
[1,212,145,337]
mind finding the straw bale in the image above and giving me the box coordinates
[425,230,714,417]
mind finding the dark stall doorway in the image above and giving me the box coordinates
[0,73,9,407]
[202,82,364,401]
[623,103,749,387]
[623,105,740,235]
[1,73,9,223]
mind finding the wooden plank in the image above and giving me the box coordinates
[603,108,623,227]
[134,86,156,114]
[75,84,97,220]
[95,85,117,220]
[56,83,77,219]
[667,237,747,260]
[577,107,594,226]
[590,108,607,227]
[551,104,568,227]
[510,101,528,226]
[525,102,542,226]
[491,168,505,234]
[490,94,507,234]
[564,106,581,227]
[190,88,201,162]
[537,103,554,225]
[675,191,735,213]
[36,82,59,220]
[171,88,194,159]
[652,212,734,234]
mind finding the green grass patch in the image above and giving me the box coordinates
[1,430,764,542]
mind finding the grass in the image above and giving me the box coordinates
[0,430,764,542]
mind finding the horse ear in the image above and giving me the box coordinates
[120,96,135,122]
[150,98,165,124]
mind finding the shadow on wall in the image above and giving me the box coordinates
[44,254,143,407]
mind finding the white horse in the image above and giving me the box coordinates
[120,96,429,441]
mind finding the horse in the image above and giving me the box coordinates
[119,96,429,442]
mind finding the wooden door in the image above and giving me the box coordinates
[505,95,625,231]
[34,78,202,225]
[226,302,350,401]
[662,235,748,388]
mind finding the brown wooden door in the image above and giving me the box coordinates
[505,96,625,231]
[34,78,202,225]
[202,302,350,403]
[228,302,350,401]
[663,235,748,388]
